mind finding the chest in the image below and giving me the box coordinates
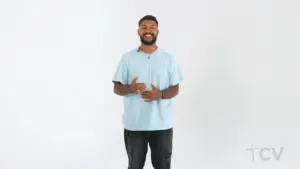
[127,53,171,88]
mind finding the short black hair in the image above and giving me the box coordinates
[138,15,158,26]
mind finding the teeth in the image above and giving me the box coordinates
[145,34,152,37]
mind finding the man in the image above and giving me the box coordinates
[112,15,183,169]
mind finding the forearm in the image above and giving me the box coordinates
[161,84,179,99]
[114,82,131,96]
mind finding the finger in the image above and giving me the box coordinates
[142,94,152,100]
[151,84,157,90]
[144,98,153,102]
[142,92,151,97]
[132,77,138,84]
[140,84,146,89]
[139,88,146,93]
[138,85,147,91]
[141,94,150,99]
[141,92,149,96]
[133,84,145,90]
[131,84,143,91]
[136,83,145,87]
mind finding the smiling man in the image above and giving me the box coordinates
[112,15,183,169]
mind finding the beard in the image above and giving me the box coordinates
[140,33,157,46]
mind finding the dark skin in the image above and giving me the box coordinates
[113,19,179,101]
[113,81,179,101]
[113,77,146,96]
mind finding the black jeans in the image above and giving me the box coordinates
[124,128,173,169]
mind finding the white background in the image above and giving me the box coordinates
[1,0,299,169]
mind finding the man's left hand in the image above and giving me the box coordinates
[142,84,162,102]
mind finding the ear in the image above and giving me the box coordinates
[137,29,141,35]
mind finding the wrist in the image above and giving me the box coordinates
[127,85,133,94]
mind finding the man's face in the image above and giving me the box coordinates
[138,20,159,46]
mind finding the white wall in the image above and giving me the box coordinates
[1,0,299,169]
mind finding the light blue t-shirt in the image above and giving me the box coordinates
[112,47,183,131]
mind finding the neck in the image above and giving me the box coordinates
[139,44,157,53]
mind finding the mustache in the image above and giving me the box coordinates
[143,32,155,36]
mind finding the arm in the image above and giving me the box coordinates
[113,77,146,96]
[161,84,179,99]
[113,82,131,96]
[112,55,131,96]
[162,55,183,99]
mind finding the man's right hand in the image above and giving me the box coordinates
[129,77,146,94]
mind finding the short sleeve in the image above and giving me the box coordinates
[169,56,183,86]
[112,55,128,85]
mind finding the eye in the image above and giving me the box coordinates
[139,25,157,30]
[140,26,147,30]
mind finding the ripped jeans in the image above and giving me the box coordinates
[124,128,173,169]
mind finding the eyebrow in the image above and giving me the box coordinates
[140,24,157,27]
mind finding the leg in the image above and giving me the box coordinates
[149,128,173,169]
[124,129,149,169]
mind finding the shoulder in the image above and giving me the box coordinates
[121,48,139,60]
[157,48,177,63]
[157,48,173,57]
